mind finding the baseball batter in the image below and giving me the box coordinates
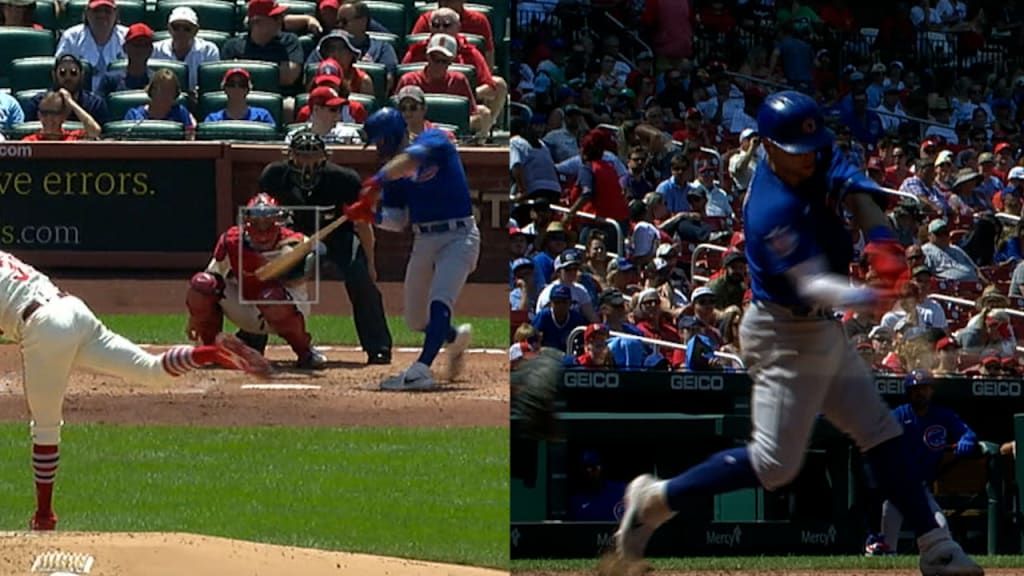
[0,250,269,531]
[186,193,327,369]
[608,92,983,576]
[355,107,478,391]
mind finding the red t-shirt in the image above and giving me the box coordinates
[396,69,477,113]
[584,159,629,222]
[411,9,494,53]
[22,129,86,141]
[401,35,494,87]
[294,100,367,124]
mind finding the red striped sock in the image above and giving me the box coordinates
[161,346,205,376]
[33,444,58,514]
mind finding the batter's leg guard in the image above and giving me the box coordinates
[864,436,941,537]
[258,304,313,359]
[417,301,455,367]
[185,272,224,345]
[235,330,269,355]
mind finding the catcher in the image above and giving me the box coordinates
[186,193,328,369]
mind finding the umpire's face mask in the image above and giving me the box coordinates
[289,151,325,190]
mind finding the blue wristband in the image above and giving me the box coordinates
[867,225,894,243]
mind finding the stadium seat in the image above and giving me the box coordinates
[367,31,400,54]
[102,119,187,140]
[404,32,486,54]
[196,120,280,141]
[415,3,500,42]
[11,57,93,94]
[107,59,188,92]
[6,121,84,140]
[0,29,55,89]
[197,91,284,126]
[364,1,406,36]
[33,0,59,31]
[62,0,145,29]
[106,90,189,121]
[349,92,377,115]
[151,0,237,33]
[298,34,317,62]
[198,60,280,94]
[396,62,476,89]
[153,30,232,50]
[353,61,387,106]
[423,94,469,134]
[14,89,45,114]
[277,0,316,16]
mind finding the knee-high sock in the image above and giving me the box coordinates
[864,436,940,537]
[665,447,760,511]
[417,301,456,366]
[33,444,59,514]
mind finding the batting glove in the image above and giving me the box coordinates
[360,173,385,200]
[955,436,977,456]
[344,196,377,223]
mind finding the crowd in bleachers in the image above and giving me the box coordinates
[0,0,509,141]
[508,0,1024,377]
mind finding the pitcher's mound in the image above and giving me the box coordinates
[0,532,508,576]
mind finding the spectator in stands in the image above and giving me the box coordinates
[124,68,195,129]
[510,257,538,321]
[949,168,991,213]
[565,129,630,249]
[976,152,1002,196]
[633,287,681,347]
[606,257,640,296]
[396,34,492,136]
[583,233,611,284]
[533,220,569,285]
[1,0,47,28]
[294,59,367,124]
[867,157,885,185]
[544,105,585,163]
[994,166,1024,212]
[411,0,494,67]
[535,250,599,322]
[997,220,1024,263]
[879,281,947,339]
[923,218,984,281]
[21,89,101,141]
[203,68,275,125]
[152,7,220,96]
[648,258,687,315]
[532,284,586,352]
[680,314,723,371]
[909,264,947,319]
[999,187,1022,220]
[221,0,303,91]
[285,86,361,144]
[511,113,561,204]
[689,285,720,333]
[901,158,948,216]
[994,142,1015,181]
[869,325,898,371]
[843,91,884,148]
[693,162,734,218]
[55,0,127,93]
[769,21,814,91]
[656,154,697,214]
[96,23,153,98]
[337,1,398,91]
[306,30,374,95]
[575,323,615,367]
[877,86,908,135]
[26,54,108,124]
[855,337,876,368]
[932,336,961,375]
[396,85,452,141]
[925,99,958,144]
[960,213,1003,267]
[729,128,760,197]
[717,304,743,356]
[706,251,747,309]
[0,90,24,131]
[509,324,539,370]
[599,287,641,335]
[955,309,1016,356]
[568,449,626,522]
[621,145,657,200]
[629,199,661,267]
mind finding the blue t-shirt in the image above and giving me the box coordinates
[656,178,691,214]
[380,129,473,224]
[203,107,276,125]
[124,103,193,127]
[533,251,556,286]
[892,403,974,483]
[532,308,587,351]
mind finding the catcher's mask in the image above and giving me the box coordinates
[244,193,285,249]
[287,129,328,190]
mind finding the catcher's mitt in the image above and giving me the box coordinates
[510,348,565,440]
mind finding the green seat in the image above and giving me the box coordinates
[277,0,316,16]
[62,0,145,29]
[198,60,279,94]
[107,59,188,92]
[14,89,45,114]
[7,121,84,140]
[198,90,283,126]
[353,61,387,107]
[102,119,186,140]
[0,29,55,89]
[415,2,497,37]
[298,34,317,62]
[367,31,400,54]
[423,94,469,134]
[107,89,189,120]
[151,0,237,32]
[33,0,59,30]
[11,57,93,93]
[364,1,405,36]
[153,30,233,50]
[397,62,476,89]
[196,120,280,141]
[404,32,485,54]
[349,92,377,115]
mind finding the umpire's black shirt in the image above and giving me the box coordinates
[259,160,363,266]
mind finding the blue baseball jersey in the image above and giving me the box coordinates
[745,146,882,307]
[892,404,974,483]
[379,128,473,224]
[532,308,587,351]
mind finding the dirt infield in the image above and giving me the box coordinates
[0,532,509,576]
[515,571,1023,575]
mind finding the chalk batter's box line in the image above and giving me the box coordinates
[237,204,331,306]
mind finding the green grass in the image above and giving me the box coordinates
[91,314,509,348]
[511,555,1024,571]
[0,424,509,569]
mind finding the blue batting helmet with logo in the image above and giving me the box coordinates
[757,90,833,154]
[363,107,407,156]
[903,369,933,392]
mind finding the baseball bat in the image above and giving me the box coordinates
[255,214,350,282]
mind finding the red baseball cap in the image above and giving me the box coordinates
[88,0,115,9]
[868,156,884,171]
[856,341,874,351]
[584,323,609,342]
[319,0,339,10]
[996,141,1013,155]
[308,86,344,107]
[125,22,153,42]
[247,0,287,19]
[982,354,1001,366]
[920,139,938,151]
[312,74,341,88]
[935,336,959,352]
[316,58,344,79]
[671,130,691,142]
[221,67,251,86]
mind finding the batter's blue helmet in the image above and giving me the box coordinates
[904,369,933,391]
[757,90,833,154]
[363,107,407,156]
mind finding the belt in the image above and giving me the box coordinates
[412,218,472,235]
[22,292,68,323]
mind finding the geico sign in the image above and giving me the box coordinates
[876,378,904,395]
[670,374,725,391]
[564,372,620,388]
[971,380,1022,397]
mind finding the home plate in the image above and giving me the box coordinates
[241,384,322,391]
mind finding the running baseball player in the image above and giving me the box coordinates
[607,91,983,576]
[350,107,478,391]
[865,369,978,556]
[186,193,327,369]
[0,250,269,531]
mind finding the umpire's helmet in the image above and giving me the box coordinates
[363,107,407,157]
[757,90,833,154]
[904,369,933,392]
[287,129,327,190]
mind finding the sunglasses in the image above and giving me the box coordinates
[431,18,455,26]
[170,23,196,32]
[57,67,79,77]
[399,103,421,112]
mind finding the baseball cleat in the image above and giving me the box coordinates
[214,333,272,377]
[865,534,896,557]
[297,349,328,370]
[30,510,57,531]
[367,350,392,365]
[445,324,472,381]
[918,529,984,576]
[614,474,675,563]
[381,361,436,391]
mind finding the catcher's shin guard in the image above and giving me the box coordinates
[258,303,313,358]
[186,272,224,345]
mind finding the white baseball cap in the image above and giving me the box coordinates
[168,6,199,26]
[1010,166,1024,180]
[739,128,757,141]
[427,33,458,59]
[691,286,715,301]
